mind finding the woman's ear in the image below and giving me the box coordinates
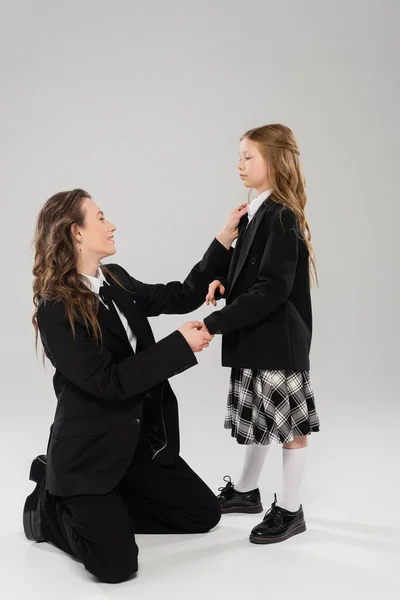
[70,223,81,242]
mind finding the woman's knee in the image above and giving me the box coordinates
[184,496,221,533]
[86,544,138,584]
[205,499,222,531]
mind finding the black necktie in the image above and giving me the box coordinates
[99,283,146,353]
[98,283,133,346]
[98,283,114,308]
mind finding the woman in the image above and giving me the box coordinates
[24,188,248,583]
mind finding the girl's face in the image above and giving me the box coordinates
[72,197,117,261]
[238,138,271,194]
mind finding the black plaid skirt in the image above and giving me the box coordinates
[225,368,320,445]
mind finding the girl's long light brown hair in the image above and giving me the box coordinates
[242,124,318,285]
[32,189,117,352]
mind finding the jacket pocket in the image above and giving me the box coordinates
[52,418,108,440]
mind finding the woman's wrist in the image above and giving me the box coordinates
[216,230,234,250]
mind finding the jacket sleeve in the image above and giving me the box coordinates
[37,300,197,403]
[116,238,233,317]
[203,210,299,335]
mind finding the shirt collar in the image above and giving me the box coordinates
[80,266,109,295]
[248,189,273,220]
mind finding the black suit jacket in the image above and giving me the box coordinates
[37,238,232,497]
[203,198,313,370]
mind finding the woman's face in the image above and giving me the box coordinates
[73,197,117,261]
[238,138,271,194]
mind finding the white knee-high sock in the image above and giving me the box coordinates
[280,447,307,512]
[235,444,270,492]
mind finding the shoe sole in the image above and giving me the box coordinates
[23,457,46,542]
[249,522,306,544]
[221,504,264,515]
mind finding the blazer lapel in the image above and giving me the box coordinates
[228,199,275,295]
[227,214,249,283]
[107,279,154,350]
[97,298,134,354]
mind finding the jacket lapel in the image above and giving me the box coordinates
[227,214,249,283]
[97,297,134,354]
[106,278,154,350]
[228,198,275,295]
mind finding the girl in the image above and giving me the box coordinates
[24,188,247,582]
[203,124,320,544]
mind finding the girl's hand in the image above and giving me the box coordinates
[206,280,225,306]
[217,203,248,249]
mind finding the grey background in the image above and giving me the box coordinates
[0,0,399,595]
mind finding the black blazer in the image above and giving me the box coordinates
[203,198,312,370]
[37,238,232,497]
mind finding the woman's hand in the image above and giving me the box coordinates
[216,203,248,249]
[206,280,225,306]
[177,321,214,352]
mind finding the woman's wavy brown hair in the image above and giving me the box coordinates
[242,124,318,285]
[32,189,117,353]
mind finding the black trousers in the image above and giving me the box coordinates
[41,437,221,583]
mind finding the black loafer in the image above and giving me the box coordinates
[217,476,263,514]
[249,494,306,544]
[23,455,47,542]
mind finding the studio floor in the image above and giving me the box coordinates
[1,380,399,600]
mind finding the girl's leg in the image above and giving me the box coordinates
[280,435,308,511]
[235,444,270,492]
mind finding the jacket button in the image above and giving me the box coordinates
[251,257,256,265]
[145,393,152,400]
[132,418,140,426]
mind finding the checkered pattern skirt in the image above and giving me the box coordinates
[225,369,320,445]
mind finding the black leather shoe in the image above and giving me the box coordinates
[217,476,263,514]
[249,494,306,544]
[23,455,47,542]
